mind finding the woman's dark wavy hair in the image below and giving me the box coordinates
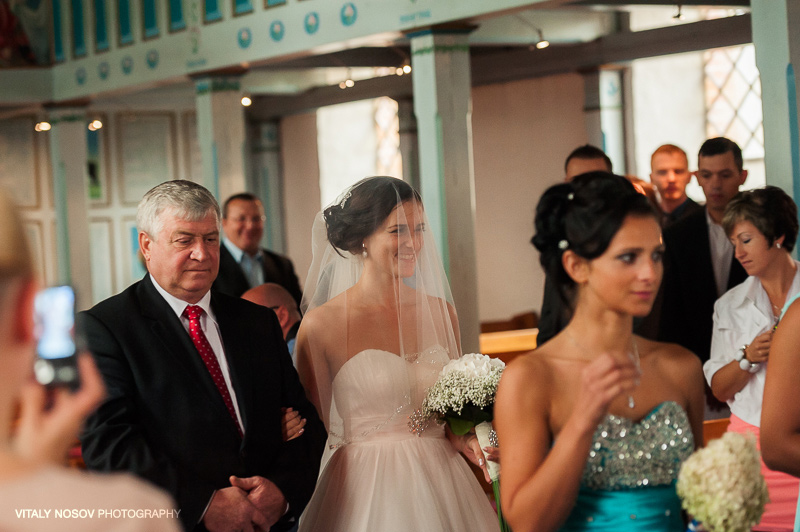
[531,172,659,306]
[324,176,422,256]
[722,186,799,252]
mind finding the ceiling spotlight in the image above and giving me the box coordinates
[402,64,412,74]
[339,81,348,89]
[535,29,550,49]
[34,121,51,132]
[345,78,355,88]
[241,96,252,107]
[88,119,103,131]
[396,67,404,76]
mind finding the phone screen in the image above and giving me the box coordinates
[34,286,76,360]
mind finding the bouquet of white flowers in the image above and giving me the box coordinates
[421,353,508,531]
[677,432,769,532]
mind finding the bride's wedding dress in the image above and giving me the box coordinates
[298,347,500,532]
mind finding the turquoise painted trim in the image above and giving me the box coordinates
[169,0,186,31]
[788,64,800,209]
[118,0,133,45]
[204,0,223,23]
[52,0,65,62]
[143,0,160,39]
[233,0,253,16]
[70,0,87,57]
[211,143,220,199]
[93,0,109,51]
[265,0,286,7]
[261,166,274,250]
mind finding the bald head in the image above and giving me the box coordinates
[242,283,301,339]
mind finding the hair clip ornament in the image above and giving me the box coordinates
[558,239,569,250]
[340,190,352,207]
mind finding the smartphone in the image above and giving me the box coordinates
[33,285,81,390]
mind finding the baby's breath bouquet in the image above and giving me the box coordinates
[677,432,769,532]
[421,353,509,531]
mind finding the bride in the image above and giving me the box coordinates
[295,176,499,532]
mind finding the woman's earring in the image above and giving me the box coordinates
[362,243,368,258]
[777,242,782,249]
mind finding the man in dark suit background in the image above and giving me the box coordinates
[80,180,324,532]
[649,144,703,228]
[537,145,613,345]
[213,193,303,305]
[639,137,748,368]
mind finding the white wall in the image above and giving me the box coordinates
[281,112,322,291]
[472,73,587,322]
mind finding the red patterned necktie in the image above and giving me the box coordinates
[183,305,243,438]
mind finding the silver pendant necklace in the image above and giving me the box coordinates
[565,329,641,409]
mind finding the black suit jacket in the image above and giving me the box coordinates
[640,208,747,363]
[79,275,324,531]
[213,245,303,305]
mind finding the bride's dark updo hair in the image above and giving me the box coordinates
[324,176,422,256]
[532,172,658,304]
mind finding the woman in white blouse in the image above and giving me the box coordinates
[705,186,799,532]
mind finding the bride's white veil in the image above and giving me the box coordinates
[296,176,461,460]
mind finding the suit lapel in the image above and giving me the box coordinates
[137,277,243,437]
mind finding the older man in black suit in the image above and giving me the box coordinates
[80,180,324,532]
[213,193,302,305]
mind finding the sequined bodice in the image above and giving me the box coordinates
[582,401,694,491]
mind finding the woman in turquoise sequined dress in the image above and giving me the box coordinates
[495,173,705,532]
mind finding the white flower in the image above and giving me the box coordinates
[422,353,505,420]
[677,432,769,532]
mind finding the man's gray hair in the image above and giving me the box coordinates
[137,180,220,239]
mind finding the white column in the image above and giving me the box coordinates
[582,68,627,175]
[397,97,419,192]
[751,0,800,196]
[251,121,285,253]
[47,107,93,309]
[411,28,480,352]
[194,76,248,201]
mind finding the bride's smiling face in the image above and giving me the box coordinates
[363,200,425,279]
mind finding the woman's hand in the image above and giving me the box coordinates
[12,354,105,465]
[746,330,772,364]
[569,353,639,435]
[461,433,492,483]
[281,407,306,441]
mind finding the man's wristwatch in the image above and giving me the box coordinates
[734,345,760,373]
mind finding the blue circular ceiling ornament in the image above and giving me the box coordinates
[98,61,110,80]
[304,12,319,35]
[121,56,134,75]
[340,3,357,26]
[238,27,252,49]
[146,50,159,69]
[75,67,87,85]
[270,20,284,42]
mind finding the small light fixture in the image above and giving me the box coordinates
[340,69,355,89]
[402,64,412,74]
[241,96,252,107]
[35,121,51,132]
[345,78,355,88]
[396,67,404,76]
[87,119,103,131]
[535,29,550,49]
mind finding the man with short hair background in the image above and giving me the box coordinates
[563,144,613,182]
[649,144,702,227]
[214,193,302,305]
[80,180,324,532]
[644,137,748,370]
[242,283,302,363]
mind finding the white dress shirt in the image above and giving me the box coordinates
[149,275,244,431]
[222,238,264,289]
[706,209,734,297]
[704,261,800,426]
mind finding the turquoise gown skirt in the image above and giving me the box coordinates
[560,485,684,531]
